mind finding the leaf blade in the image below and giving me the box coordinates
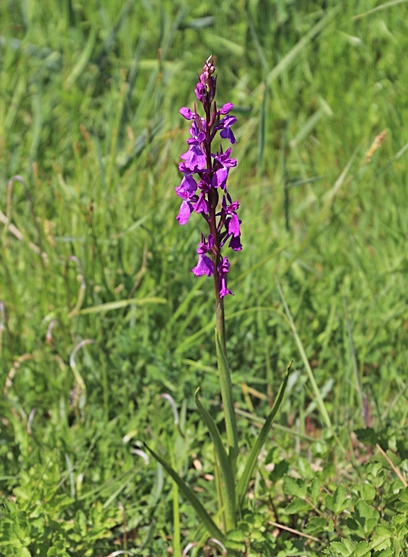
[144,443,225,542]
[236,363,290,507]
[195,388,236,531]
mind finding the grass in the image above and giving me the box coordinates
[1,0,408,555]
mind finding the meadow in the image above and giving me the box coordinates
[1,0,408,555]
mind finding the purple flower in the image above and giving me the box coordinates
[227,212,240,237]
[219,103,234,115]
[193,192,209,214]
[180,145,207,172]
[218,257,233,298]
[194,232,212,253]
[192,255,214,277]
[228,235,242,251]
[179,107,194,120]
[220,126,236,144]
[176,200,193,225]
[195,56,216,104]
[212,148,237,190]
[195,82,207,104]
[223,199,241,237]
[175,174,197,200]
[212,167,228,190]
[213,148,237,169]
[217,115,237,144]
[176,56,241,298]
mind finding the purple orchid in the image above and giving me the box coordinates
[176,56,241,299]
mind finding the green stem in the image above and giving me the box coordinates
[215,323,239,474]
[216,298,227,353]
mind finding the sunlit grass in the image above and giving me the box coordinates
[1,0,408,554]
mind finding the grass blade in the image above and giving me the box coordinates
[262,7,340,89]
[64,26,97,89]
[277,278,333,430]
[78,296,166,315]
[169,440,181,557]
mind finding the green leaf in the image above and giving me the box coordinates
[354,427,388,449]
[356,500,378,519]
[283,475,307,498]
[47,548,70,557]
[366,462,386,489]
[268,459,289,482]
[195,387,236,531]
[346,499,380,539]
[304,516,330,536]
[144,443,225,542]
[329,540,354,556]
[395,486,408,512]
[370,534,392,552]
[309,477,322,504]
[357,482,376,503]
[400,487,408,502]
[352,541,371,557]
[285,498,310,514]
[325,485,349,514]
[374,525,393,538]
[226,528,246,543]
[236,363,290,507]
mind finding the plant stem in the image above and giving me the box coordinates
[215,320,239,475]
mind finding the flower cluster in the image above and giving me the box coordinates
[176,56,241,298]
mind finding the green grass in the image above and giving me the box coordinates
[1,0,408,555]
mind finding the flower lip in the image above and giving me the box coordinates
[212,148,237,168]
[175,174,197,200]
[176,200,193,225]
[179,107,194,120]
[218,257,233,298]
[192,254,214,277]
[219,103,234,115]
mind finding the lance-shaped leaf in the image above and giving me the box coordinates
[144,443,225,542]
[195,387,236,531]
[236,363,291,508]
